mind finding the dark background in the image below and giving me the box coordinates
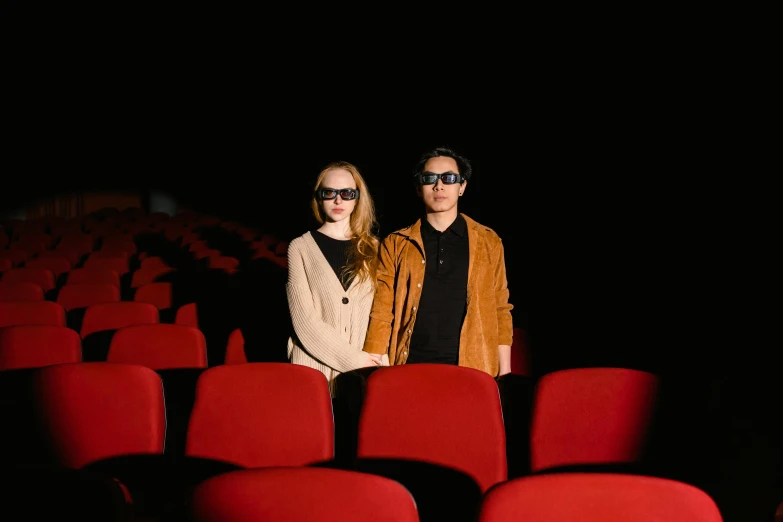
[1,5,777,520]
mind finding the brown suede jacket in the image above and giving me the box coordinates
[362,213,514,377]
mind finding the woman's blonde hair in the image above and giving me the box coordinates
[311,161,380,284]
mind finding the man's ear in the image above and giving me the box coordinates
[459,180,467,196]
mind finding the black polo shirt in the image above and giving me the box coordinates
[407,214,470,365]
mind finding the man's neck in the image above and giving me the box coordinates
[424,209,459,232]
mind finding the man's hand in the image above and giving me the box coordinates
[498,344,512,376]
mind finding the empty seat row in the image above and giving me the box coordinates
[0,361,664,479]
[0,263,173,288]
[0,298,189,334]
[0,361,719,521]
[190,467,722,522]
[0,324,207,371]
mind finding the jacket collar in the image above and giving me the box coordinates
[394,213,481,264]
[395,213,480,240]
[393,213,481,300]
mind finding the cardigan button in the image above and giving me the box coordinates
[342,297,349,304]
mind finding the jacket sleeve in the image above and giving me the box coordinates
[286,239,371,373]
[362,235,397,355]
[493,237,514,346]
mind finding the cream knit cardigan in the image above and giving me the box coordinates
[286,231,380,395]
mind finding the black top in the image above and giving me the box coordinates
[407,214,470,364]
[312,230,354,290]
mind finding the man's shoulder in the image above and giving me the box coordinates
[462,214,503,242]
[380,221,419,242]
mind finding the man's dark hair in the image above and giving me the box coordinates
[413,146,472,182]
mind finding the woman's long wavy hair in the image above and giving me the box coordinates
[311,161,380,285]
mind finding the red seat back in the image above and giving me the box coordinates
[67,268,121,286]
[530,367,659,472]
[223,328,246,364]
[40,248,80,268]
[185,363,334,468]
[477,473,722,521]
[13,238,46,255]
[35,362,166,469]
[0,325,81,370]
[190,467,419,522]
[174,302,199,328]
[0,248,30,266]
[56,283,120,311]
[130,267,175,288]
[83,256,129,275]
[56,234,94,255]
[107,324,207,370]
[140,256,169,269]
[207,256,239,273]
[0,281,44,301]
[0,301,66,328]
[1,268,56,291]
[24,256,72,278]
[80,302,159,338]
[101,239,137,256]
[133,282,173,311]
[357,364,507,493]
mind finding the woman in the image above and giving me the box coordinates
[286,161,386,395]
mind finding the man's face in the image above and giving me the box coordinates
[418,155,465,214]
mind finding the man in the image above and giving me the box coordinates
[363,146,513,377]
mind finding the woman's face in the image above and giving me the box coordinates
[318,168,358,223]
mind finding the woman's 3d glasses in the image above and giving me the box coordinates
[317,188,360,200]
[416,172,464,185]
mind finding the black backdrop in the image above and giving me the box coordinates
[1,7,778,517]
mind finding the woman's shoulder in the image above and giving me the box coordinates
[289,231,315,249]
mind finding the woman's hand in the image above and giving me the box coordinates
[365,353,383,367]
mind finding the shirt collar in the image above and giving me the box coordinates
[420,213,467,238]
